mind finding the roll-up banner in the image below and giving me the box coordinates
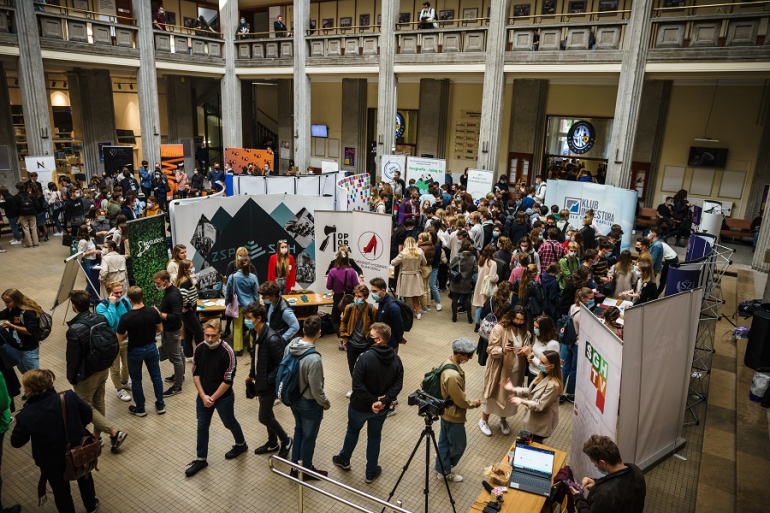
[126,215,168,307]
[381,155,406,184]
[24,155,56,185]
[467,169,494,200]
[406,157,445,195]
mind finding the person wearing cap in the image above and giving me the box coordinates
[434,338,482,483]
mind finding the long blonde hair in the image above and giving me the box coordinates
[1,288,43,316]
[234,246,248,270]
[275,240,289,278]
[174,259,194,287]
[402,237,422,259]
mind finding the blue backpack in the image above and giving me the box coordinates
[275,347,318,406]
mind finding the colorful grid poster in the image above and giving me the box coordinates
[337,173,371,212]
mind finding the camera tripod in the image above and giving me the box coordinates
[382,412,457,513]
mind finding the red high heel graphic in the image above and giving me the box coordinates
[362,235,377,255]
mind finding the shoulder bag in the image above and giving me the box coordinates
[60,392,102,481]
[336,269,355,311]
[225,275,240,318]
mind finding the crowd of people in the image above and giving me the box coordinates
[0,167,659,513]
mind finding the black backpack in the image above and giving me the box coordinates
[19,194,35,216]
[392,298,414,332]
[126,177,139,192]
[557,311,578,347]
[76,316,119,375]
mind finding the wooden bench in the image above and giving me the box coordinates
[721,217,753,241]
[636,207,658,229]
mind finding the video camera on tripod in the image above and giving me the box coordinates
[408,390,453,418]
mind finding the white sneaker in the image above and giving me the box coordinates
[416,313,422,320]
[499,419,511,436]
[478,419,492,437]
[436,304,442,311]
[186,357,193,363]
[53,232,63,237]
[117,389,131,402]
[436,472,463,482]
[121,381,132,390]
[346,390,352,398]
[9,240,21,245]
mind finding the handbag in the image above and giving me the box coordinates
[480,274,498,297]
[245,380,256,399]
[225,276,240,318]
[478,299,498,341]
[60,392,102,481]
[336,269,354,311]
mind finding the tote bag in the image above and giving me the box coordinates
[225,276,240,318]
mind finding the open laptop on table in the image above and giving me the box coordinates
[509,444,556,497]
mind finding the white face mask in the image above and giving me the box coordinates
[280,248,288,255]
[568,251,576,258]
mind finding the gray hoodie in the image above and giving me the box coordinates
[284,338,329,408]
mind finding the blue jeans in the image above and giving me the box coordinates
[429,268,441,304]
[51,210,63,232]
[561,343,578,395]
[7,217,20,241]
[338,404,388,478]
[17,346,40,376]
[195,393,245,460]
[290,397,324,470]
[81,259,97,299]
[434,418,467,475]
[754,229,759,248]
[127,344,165,411]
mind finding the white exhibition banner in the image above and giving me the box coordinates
[381,154,406,184]
[231,172,347,210]
[544,180,638,250]
[467,169,494,200]
[406,157,446,194]
[24,155,56,185]
[314,210,391,293]
[321,160,339,174]
[570,304,623,484]
[617,289,703,471]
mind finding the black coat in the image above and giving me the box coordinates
[507,221,529,246]
[249,324,286,393]
[66,311,109,385]
[11,389,93,472]
[0,307,40,351]
[350,345,403,413]
[574,463,646,513]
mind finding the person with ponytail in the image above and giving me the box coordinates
[0,289,44,376]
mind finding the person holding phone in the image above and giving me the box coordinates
[504,349,562,443]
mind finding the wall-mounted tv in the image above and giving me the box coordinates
[688,146,728,168]
[311,124,328,138]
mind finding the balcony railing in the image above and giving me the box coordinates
[307,32,380,58]
[505,20,628,52]
[153,28,223,58]
[0,2,15,37]
[235,32,293,62]
[36,11,137,49]
[395,18,488,54]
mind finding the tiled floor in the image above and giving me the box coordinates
[0,237,763,512]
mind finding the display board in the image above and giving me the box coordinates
[381,154,406,184]
[126,215,168,307]
[337,173,371,211]
[103,146,134,176]
[170,194,335,292]
[52,253,90,312]
[24,155,56,185]
[661,165,685,193]
[453,111,480,162]
[570,304,624,483]
[544,180,638,250]
[690,167,715,197]
[231,172,348,211]
[718,170,746,199]
[160,144,184,197]
[314,211,391,291]
[467,169,494,200]
[406,157,446,194]
[224,147,276,175]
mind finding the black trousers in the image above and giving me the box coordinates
[258,392,288,445]
[450,292,472,322]
[437,263,448,290]
[182,309,204,358]
[42,463,97,513]
[346,343,370,376]
[657,256,679,296]
[331,293,344,334]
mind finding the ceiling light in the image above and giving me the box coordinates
[694,137,719,143]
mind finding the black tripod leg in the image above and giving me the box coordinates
[381,430,429,513]
[428,427,457,513]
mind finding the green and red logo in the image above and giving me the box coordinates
[584,342,608,413]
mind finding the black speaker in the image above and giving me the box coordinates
[744,307,770,371]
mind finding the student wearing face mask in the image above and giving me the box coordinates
[339,286,378,391]
[151,170,169,212]
[326,248,360,333]
[139,160,153,198]
[153,271,185,397]
[258,281,299,343]
[64,188,87,235]
[225,258,260,355]
[524,315,560,385]
[561,287,594,403]
[558,241,581,290]
[609,250,639,300]
[222,247,256,339]
[191,167,206,191]
[505,349,563,443]
[267,239,296,295]
[90,208,110,245]
[621,261,656,305]
[511,236,541,274]
[142,197,160,217]
[98,241,128,299]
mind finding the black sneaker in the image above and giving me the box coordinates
[163,387,182,397]
[278,437,293,459]
[565,394,575,403]
[165,375,185,383]
[365,466,382,484]
[332,455,351,470]
[559,395,567,405]
[225,443,248,459]
[128,406,147,417]
[6,504,22,513]
[185,460,208,477]
[303,467,328,481]
[254,442,280,455]
[110,431,127,453]
[86,498,100,513]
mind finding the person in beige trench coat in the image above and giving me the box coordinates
[478,305,530,437]
[391,237,427,318]
[472,246,499,330]
[505,349,563,442]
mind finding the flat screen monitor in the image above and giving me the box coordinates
[688,146,728,168]
[311,124,328,138]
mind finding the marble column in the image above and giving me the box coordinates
[341,78,367,174]
[376,0,399,174]
[508,79,549,182]
[477,0,511,172]
[16,0,54,157]
[605,0,654,188]
[754,210,770,273]
[166,75,196,171]
[132,0,161,165]
[220,0,242,149]
[416,79,450,160]
[73,69,118,180]
[746,82,770,220]
[277,79,294,173]
[631,80,672,206]
[293,0,311,172]
[0,62,19,189]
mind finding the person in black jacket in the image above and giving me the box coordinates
[332,322,403,483]
[15,182,40,248]
[570,434,646,512]
[273,15,288,37]
[0,288,43,376]
[244,303,292,459]
[11,369,100,513]
[154,271,185,396]
[0,186,22,244]
[63,187,86,235]
[65,290,127,453]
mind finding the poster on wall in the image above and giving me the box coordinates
[314,210,392,292]
[126,215,167,307]
[224,147,276,175]
[406,157,446,194]
[24,155,56,184]
[454,113,480,162]
[467,169,494,200]
[570,305,623,483]
[170,194,335,292]
[344,147,355,167]
[103,146,133,176]
[381,154,406,184]
[544,180,637,250]
[337,173,371,211]
[160,144,184,197]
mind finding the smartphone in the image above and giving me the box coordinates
[564,478,582,492]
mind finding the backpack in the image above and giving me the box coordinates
[275,347,318,406]
[76,316,119,375]
[126,177,139,192]
[421,361,458,400]
[19,310,53,341]
[478,299,498,341]
[19,194,35,215]
[392,298,414,332]
[557,311,578,347]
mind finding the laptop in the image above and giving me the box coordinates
[509,444,556,497]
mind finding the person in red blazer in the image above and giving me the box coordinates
[267,239,296,294]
